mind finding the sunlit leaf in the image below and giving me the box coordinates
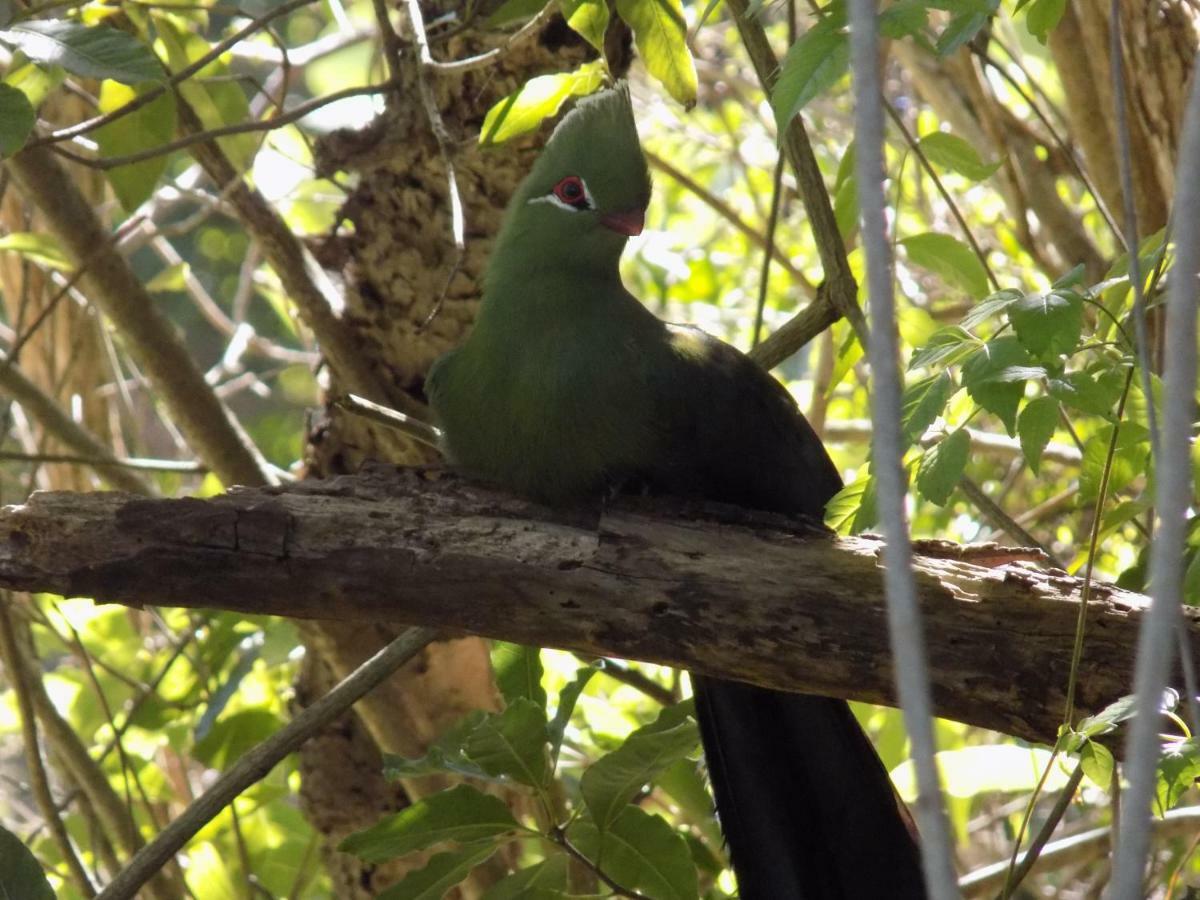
[95,80,176,211]
[901,371,954,449]
[0,231,72,269]
[493,642,547,710]
[1008,289,1083,359]
[1024,0,1066,43]
[559,0,609,49]
[1017,395,1058,474]
[771,19,848,133]
[0,20,162,84]
[909,326,978,370]
[916,428,969,505]
[615,0,697,107]
[917,131,1001,181]
[340,785,523,864]
[960,288,1022,331]
[825,471,877,534]
[480,60,606,145]
[465,697,552,789]
[961,336,1032,435]
[580,703,698,829]
[900,232,989,299]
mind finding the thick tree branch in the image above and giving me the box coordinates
[0,467,1191,749]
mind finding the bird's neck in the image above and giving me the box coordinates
[473,226,631,340]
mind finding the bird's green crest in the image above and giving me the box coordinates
[513,83,651,222]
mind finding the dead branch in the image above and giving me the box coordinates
[0,465,1191,749]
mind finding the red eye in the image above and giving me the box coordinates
[552,176,590,209]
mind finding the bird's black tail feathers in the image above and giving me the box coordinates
[691,676,928,900]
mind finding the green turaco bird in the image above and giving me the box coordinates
[427,84,927,899]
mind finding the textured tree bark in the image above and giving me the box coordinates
[292,5,593,893]
[1,465,1192,751]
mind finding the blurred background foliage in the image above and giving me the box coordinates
[0,0,1196,896]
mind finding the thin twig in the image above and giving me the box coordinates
[572,654,676,706]
[93,627,439,900]
[333,393,443,450]
[430,1,556,73]
[752,153,787,348]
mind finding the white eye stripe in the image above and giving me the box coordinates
[527,177,595,212]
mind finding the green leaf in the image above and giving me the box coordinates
[615,0,697,107]
[1079,424,1149,503]
[0,21,162,84]
[480,60,606,145]
[1156,738,1200,813]
[0,82,33,156]
[1047,370,1122,419]
[382,711,493,781]
[825,471,877,534]
[482,856,570,900]
[569,807,699,900]
[157,18,256,170]
[961,336,1032,435]
[1076,694,1138,739]
[1024,0,1066,43]
[144,260,190,293]
[487,0,548,26]
[917,132,1000,181]
[376,842,502,900]
[771,19,848,133]
[916,428,969,506]
[0,231,72,269]
[1008,289,1083,359]
[580,704,699,829]
[1017,395,1058,474]
[960,288,1023,331]
[878,0,931,39]
[493,642,547,710]
[0,824,55,900]
[549,664,598,764]
[900,232,989,299]
[1078,741,1114,791]
[909,325,978,370]
[465,697,552,789]
[95,80,176,211]
[900,371,954,450]
[935,7,990,56]
[558,0,609,49]
[193,709,285,768]
[340,784,523,863]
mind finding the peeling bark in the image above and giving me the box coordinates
[0,465,1192,750]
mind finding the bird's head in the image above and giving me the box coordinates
[507,84,652,270]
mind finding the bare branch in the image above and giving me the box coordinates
[0,468,1191,752]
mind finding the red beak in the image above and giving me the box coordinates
[599,207,645,236]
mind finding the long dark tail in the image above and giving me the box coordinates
[691,676,928,900]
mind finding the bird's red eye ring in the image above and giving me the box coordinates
[552,175,590,209]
